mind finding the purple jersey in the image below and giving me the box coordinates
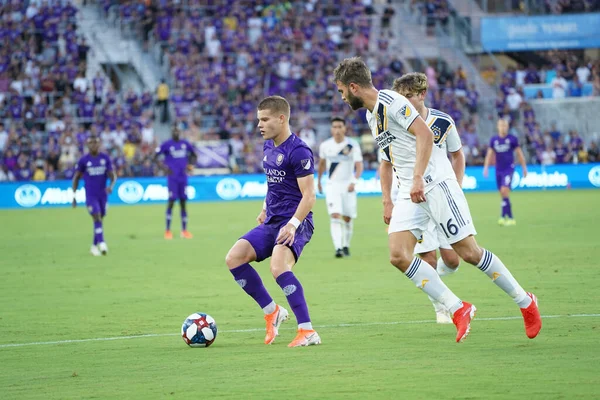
[489,134,519,171]
[77,152,113,198]
[155,139,195,180]
[263,134,314,224]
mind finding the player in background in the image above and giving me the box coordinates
[483,119,528,226]
[154,126,197,239]
[225,96,321,347]
[72,135,116,256]
[317,117,364,258]
[333,57,541,342]
[392,73,463,324]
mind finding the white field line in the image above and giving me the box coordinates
[1,313,599,349]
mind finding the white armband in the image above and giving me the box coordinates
[289,217,301,229]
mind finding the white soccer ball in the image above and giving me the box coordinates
[181,313,218,347]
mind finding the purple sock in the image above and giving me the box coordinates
[166,208,172,231]
[276,271,310,324]
[230,263,273,309]
[94,220,103,244]
[181,210,187,231]
[505,197,513,218]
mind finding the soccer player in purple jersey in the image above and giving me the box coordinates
[72,136,116,256]
[225,96,321,348]
[154,126,197,239]
[483,119,528,226]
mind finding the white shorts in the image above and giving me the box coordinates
[414,220,452,254]
[389,179,476,245]
[325,182,357,218]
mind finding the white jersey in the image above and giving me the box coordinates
[425,108,461,153]
[366,90,455,199]
[319,137,363,183]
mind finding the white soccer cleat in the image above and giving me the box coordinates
[98,242,108,255]
[429,295,453,324]
[436,310,453,324]
[90,245,101,256]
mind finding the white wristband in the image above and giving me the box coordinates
[262,201,267,210]
[289,217,301,229]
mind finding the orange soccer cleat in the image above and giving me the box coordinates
[288,328,321,348]
[264,305,289,345]
[180,230,193,239]
[164,230,173,240]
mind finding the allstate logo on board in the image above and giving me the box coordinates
[216,178,242,200]
[14,184,42,208]
[118,181,144,204]
[588,166,600,188]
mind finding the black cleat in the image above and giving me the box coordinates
[343,247,350,256]
[335,249,344,258]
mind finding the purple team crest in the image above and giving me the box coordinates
[276,153,284,166]
[301,159,312,170]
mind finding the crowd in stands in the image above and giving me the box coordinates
[1,0,599,183]
[0,0,160,182]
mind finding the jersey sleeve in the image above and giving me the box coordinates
[488,136,496,150]
[318,141,325,159]
[76,157,86,173]
[186,140,197,157]
[512,135,520,150]
[391,97,419,131]
[352,139,363,162]
[446,123,462,153]
[378,147,390,162]
[105,155,113,172]
[289,145,314,178]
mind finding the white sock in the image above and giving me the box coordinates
[330,218,343,250]
[262,301,276,315]
[298,322,313,330]
[405,258,463,314]
[437,257,458,277]
[477,249,531,308]
[343,220,353,248]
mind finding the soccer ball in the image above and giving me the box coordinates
[181,313,218,347]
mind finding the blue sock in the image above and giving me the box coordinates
[230,263,273,309]
[276,271,311,325]
[94,220,103,244]
[166,208,172,231]
[181,210,187,231]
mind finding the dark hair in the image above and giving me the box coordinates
[330,116,346,125]
[333,57,373,87]
[257,96,290,119]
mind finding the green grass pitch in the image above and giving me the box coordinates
[0,190,599,399]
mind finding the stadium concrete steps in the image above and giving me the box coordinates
[77,5,162,92]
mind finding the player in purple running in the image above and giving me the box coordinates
[483,119,528,226]
[225,96,321,348]
[154,126,197,239]
[72,135,116,256]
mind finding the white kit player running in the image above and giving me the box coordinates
[392,73,465,324]
[333,57,542,342]
[318,117,364,258]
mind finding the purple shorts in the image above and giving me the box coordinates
[241,218,314,262]
[496,169,514,190]
[168,178,187,200]
[86,195,107,217]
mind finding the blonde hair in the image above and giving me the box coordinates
[333,57,373,87]
[392,72,428,97]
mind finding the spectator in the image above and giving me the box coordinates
[156,79,170,123]
[551,71,568,98]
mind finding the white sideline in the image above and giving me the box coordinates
[1,313,598,349]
